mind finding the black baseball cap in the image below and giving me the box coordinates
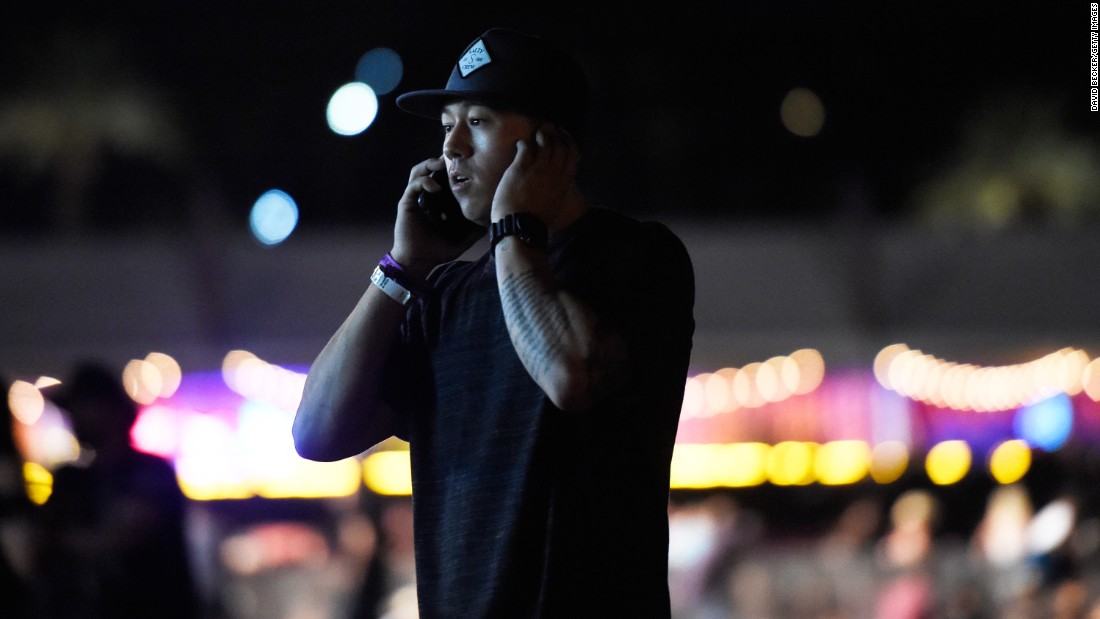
[396,28,589,138]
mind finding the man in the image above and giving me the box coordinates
[293,28,695,617]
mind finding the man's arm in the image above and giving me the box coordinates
[489,125,632,412]
[494,236,628,412]
[291,282,408,462]
[293,157,481,462]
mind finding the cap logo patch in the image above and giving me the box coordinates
[457,39,491,77]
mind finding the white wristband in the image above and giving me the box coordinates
[371,266,414,306]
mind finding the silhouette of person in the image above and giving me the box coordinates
[32,361,200,619]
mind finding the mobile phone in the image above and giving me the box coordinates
[417,170,483,241]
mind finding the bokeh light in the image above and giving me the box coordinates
[354,47,403,95]
[123,358,162,405]
[363,450,412,496]
[1014,393,1073,451]
[988,439,1031,484]
[870,440,910,484]
[250,189,299,246]
[874,344,1092,412]
[326,81,379,136]
[8,380,46,425]
[815,440,871,485]
[23,462,53,505]
[130,404,183,459]
[766,441,816,486]
[1026,498,1075,555]
[680,349,825,421]
[925,440,972,485]
[780,87,825,137]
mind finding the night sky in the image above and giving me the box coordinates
[0,1,1091,234]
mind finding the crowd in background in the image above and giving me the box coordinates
[665,484,1100,619]
[5,363,1100,618]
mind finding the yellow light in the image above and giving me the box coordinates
[815,440,871,485]
[177,477,254,501]
[363,450,412,496]
[23,461,53,505]
[722,443,770,487]
[925,440,971,485]
[255,458,361,499]
[670,443,768,489]
[670,444,721,488]
[870,440,909,484]
[766,441,816,486]
[175,455,254,501]
[988,440,1031,485]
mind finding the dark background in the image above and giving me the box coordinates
[0,1,1092,236]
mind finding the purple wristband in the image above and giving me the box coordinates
[378,253,431,296]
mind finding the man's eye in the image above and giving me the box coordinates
[468,118,481,126]
[441,125,453,135]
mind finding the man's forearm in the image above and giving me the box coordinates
[292,285,407,461]
[495,237,627,411]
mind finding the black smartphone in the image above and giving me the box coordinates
[417,170,483,241]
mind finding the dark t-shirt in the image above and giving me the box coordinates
[383,207,695,618]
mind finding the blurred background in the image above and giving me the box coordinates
[2,1,1100,618]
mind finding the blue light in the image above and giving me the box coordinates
[1014,393,1073,451]
[354,47,403,95]
[250,189,299,245]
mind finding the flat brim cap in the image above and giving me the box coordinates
[396,28,589,134]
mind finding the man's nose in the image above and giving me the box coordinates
[442,126,469,160]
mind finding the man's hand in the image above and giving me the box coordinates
[491,124,579,228]
[392,157,484,279]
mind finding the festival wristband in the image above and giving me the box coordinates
[371,253,431,306]
[378,252,431,296]
[371,266,415,306]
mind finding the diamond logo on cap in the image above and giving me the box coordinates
[457,38,492,77]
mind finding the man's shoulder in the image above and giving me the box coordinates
[572,207,688,251]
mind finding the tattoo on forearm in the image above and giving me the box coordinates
[499,270,569,380]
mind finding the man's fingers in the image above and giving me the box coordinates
[408,157,445,181]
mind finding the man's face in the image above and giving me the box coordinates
[440,101,539,226]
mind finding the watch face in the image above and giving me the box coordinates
[515,214,547,247]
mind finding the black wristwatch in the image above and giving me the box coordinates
[489,213,548,252]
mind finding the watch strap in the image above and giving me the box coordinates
[489,213,548,252]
